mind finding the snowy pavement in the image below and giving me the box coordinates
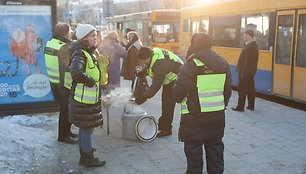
[1,79,306,174]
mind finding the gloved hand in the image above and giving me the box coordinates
[135,95,147,105]
[136,69,147,78]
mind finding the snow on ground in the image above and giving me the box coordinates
[0,87,138,174]
[0,113,81,174]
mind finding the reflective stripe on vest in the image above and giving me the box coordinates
[180,58,226,114]
[73,50,100,104]
[147,48,183,85]
[44,38,65,83]
[64,72,72,90]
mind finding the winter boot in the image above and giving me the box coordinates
[82,149,106,167]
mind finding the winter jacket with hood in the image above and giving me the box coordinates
[68,40,103,129]
[121,33,142,80]
[172,48,232,142]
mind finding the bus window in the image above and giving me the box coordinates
[241,13,270,50]
[183,19,191,32]
[200,19,209,34]
[192,20,200,35]
[210,15,240,47]
[192,19,209,35]
[296,14,306,68]
[276,15,293,65]
[152,23,179,43]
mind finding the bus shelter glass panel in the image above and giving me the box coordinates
[296,14,306,68]
[276,15,293,65]
[0,5,54,105]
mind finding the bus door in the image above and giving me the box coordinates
[273,10,295,98]
[293,10,306,102]
[273,10,306,102]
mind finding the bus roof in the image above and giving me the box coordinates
[182,0,306,18]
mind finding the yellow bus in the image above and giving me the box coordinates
[107,9,181,54]
[180,0,306,103]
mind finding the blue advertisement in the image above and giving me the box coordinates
[0,5,54,105]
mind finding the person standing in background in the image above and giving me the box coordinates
[172,33,232,174]
[98,31,127,90]
[232,29,259,112]
[69,23,105,167]
[120,30,143,84]
[44,22,77,144]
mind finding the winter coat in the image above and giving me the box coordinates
[172,48,232,143]
[68,41,103,129]
[99,37,127,88]
[58,37,71,96]
[121,36,142,80]
[236,40,259,78]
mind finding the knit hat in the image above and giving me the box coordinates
[193,33,212,51]
[75,23,96,40]
[138,46,153,60]
[244,29,255,38]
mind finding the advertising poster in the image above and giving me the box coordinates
[0,5,54,105]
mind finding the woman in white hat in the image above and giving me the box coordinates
[68,23,105,167]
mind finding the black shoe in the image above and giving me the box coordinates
[58,137,78,144]
[246,106,254,111]
[231,107,244,112]
[157,130,172,137]
[70,132,78,139]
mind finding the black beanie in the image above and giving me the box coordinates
[193,33,212,51]
[138,47,153,60]
[244,29,255,38]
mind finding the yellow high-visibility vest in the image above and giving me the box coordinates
[181,58,226,114]
[73,50,101,104]
[44,38,65,84]
[147,48,183,85]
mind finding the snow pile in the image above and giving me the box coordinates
[0,114,60,173]
[2,114,57,126]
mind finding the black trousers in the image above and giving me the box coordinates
[237,75,255,109]
[158,81,176,131]
[50,83,72,140]
[184,138,224,174]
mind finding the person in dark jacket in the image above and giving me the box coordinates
[121,31,143,82]
[232,29,259,112]
[135,47,183,137]
[172,33,232,174]
[69,23,105,167]
[57,23,79,143]
[45,22,77,144]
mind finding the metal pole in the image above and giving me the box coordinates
[106,106,110,134]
